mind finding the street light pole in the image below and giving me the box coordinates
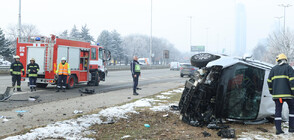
[275,16,283,32]
[18,0,21,39]
[278,4,292,34]
[150,0,153,64]
[189,16,192,50]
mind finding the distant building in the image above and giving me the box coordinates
[235,1,247,56]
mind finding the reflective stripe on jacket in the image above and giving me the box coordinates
[267,63,294,99]
[56,63,71,75]
[10,61,24,75]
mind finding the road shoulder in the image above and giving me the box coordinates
[0,81,183,137]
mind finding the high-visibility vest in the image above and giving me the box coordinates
[56,63,71,75]
[135,64,140,72]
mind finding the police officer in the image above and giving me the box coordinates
[10,55,25,92]
[27,58,39,92]
[56,57,71,92]
[267,53,294,135]
[130,56,141,95]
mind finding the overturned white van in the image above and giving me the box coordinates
[179,53,289,126]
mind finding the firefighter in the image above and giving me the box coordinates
[56,57,71,92]
[130,56,141,95]
[27,58,39,92]
[267,53,294,135]
[10,55,25,92]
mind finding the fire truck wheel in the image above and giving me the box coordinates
[36,83,48,88]
[67,75,76,89]
[94,72,100,86]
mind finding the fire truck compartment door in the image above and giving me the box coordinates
[68,47,80,70]
[27,47,45,74]
[57,46,68,64]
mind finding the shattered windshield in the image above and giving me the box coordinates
[219,63,265,120]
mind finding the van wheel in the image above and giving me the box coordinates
[67,75,76,89]
[190,53,220,68]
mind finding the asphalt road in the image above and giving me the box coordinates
[0,69,186,111]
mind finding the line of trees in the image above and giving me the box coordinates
[0,24,182,65]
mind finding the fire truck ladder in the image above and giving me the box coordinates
[44,41,54,72]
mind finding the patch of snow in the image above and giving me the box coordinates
[161,92,173,95]
[121,135,131,139]
[156,95,170,99]
[172,88,184,93]
[150,105,169,112]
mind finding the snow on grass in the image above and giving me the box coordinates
[156,95,170,99]
[150,105,170,112]
[161,91,173,95]
[237,123,294,140]
[4,98,157,140]
[4,88,183,140]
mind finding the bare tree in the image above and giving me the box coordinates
[4,24,40,60]
[265,29,294,64]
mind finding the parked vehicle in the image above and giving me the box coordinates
[138,58,150,65]
[17,35,111,88]
[179,53,284,127]
[180,63,197,77]
[170,62,180,70]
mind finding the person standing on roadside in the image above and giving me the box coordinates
[267,53,294,135]
[10,55,25,92]
[130,56,141,95]
[27,58,39,92]
[56,57,71,92]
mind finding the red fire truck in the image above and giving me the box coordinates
[16,35,111,88]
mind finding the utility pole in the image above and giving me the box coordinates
[18,0,22,39]
[278,4,292,34]
[149,0,153,64]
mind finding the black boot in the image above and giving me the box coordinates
[17,88,22,92]
[56,88,60,92]
[133,92,139,95]
[62,88,66,92]
[276,130,284,135]
[30,87,33,92]
[34,87,36,91]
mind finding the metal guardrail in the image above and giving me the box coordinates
[0,65,169,74]
[107,65,169,71]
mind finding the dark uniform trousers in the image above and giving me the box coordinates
[57,75,67,89]
[12,75,21,90]
[274,99,294,132]
[132,73,140,93]
[29,77,37,89]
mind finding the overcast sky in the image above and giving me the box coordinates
[1,0,294,55]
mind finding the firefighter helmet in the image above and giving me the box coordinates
[61,57,66,61]
[30,58,35,61]
[13,55,20,59]
[276,53,288,62]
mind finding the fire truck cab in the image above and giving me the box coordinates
[16,35,111,88]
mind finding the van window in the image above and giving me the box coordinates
[220,64,265,120]
[91,48,96,60]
